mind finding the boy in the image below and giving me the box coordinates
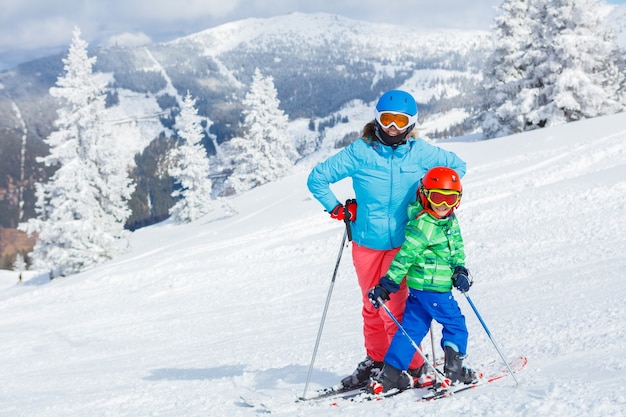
[367,166,477,394]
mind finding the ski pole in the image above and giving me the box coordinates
[463,293,519,385]
[301,226,349,399]
[429,325,437,366]
[379,299,450,388]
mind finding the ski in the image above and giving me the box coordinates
[301,356,443,403]
[328,355,526,405]
[420,355,527,402]
[238,356,526,412]
[330,386,418,404]
[297,383,368,402]
[321,374,437,405]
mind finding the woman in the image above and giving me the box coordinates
[307,90,467,390]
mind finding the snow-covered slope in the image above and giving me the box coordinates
[1,111,625,416]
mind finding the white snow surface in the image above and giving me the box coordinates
[1,112,626,416]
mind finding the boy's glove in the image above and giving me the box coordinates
[368,276,400,308]
[451,266,472,293]
[329,200,357,221]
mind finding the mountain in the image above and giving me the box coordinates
[0,110,625,416]
[0,13,491,233]
[2,8,626,251]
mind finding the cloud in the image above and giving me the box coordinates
[0,16,75,51]
[101,0,241,21]
[104,32,152,48]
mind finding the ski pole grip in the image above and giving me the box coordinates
[343,198,356,242]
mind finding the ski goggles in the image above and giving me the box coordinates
[425,189,461,207]
[375,111,417,130]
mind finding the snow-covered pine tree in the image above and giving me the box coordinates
[482,0,624,138]
[18,27,135,277]
[481,0,534,138]
[525,0,624,127]
[13,253,26,273]
[168,92,215,223]
[224,68,298,194]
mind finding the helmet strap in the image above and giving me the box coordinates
[374,121,413,147]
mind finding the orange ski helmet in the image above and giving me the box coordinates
[418,167,463,212]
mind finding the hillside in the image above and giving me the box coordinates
[0,111,624,416]
[0,12,490,232]
[3,6,626,235]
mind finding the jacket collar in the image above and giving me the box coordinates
[370,136,415,157]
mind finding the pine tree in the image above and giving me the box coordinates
[526,0,624,127]
[18,27,135,277]
[168,92,215,223]
[482,0,624,138]
[224,68,298,194]
[13,253,26,273]
[481,0,534,138]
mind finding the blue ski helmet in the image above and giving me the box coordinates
[375,90,418,118]
[373,90,418,147]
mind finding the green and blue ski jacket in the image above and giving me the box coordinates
[385,201,466,292]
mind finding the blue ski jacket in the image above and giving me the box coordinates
[307,136,466,250]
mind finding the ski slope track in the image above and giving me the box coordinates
[0,112,625,416]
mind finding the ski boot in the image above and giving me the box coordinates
[367,362,412,394]
[407,361,434,388]
[340,356,383,390]
[443,345,478,385]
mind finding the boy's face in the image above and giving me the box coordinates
[431,203,452,217]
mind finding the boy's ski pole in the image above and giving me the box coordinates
[463,293,519,385]
[301,204,354,399]
[379,299,450,388]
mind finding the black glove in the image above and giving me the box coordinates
[451,266,472,293]
[368,286,390,309]
[368,276,400,309]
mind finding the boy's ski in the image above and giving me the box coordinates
[301,356,444,403]
[329,355,526,405]
[238,356,526,412]
[420,355,527,402]
[310,375,437,405]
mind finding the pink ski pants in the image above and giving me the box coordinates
[352,242,424,369]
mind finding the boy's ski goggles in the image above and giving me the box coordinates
[375,111,417,130]
[425,189,461,207]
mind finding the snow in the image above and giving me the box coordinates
[177,13,490,58]
[1,111,626,416]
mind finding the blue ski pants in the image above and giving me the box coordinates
[384,289,469,371]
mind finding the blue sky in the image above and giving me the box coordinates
[0,0,624,71]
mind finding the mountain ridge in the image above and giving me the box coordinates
[1,7,625,254]
[173,12,490,56]
[0,12,491,236]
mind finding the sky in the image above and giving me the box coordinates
[1,0,625,71]
[0,107,624,416]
